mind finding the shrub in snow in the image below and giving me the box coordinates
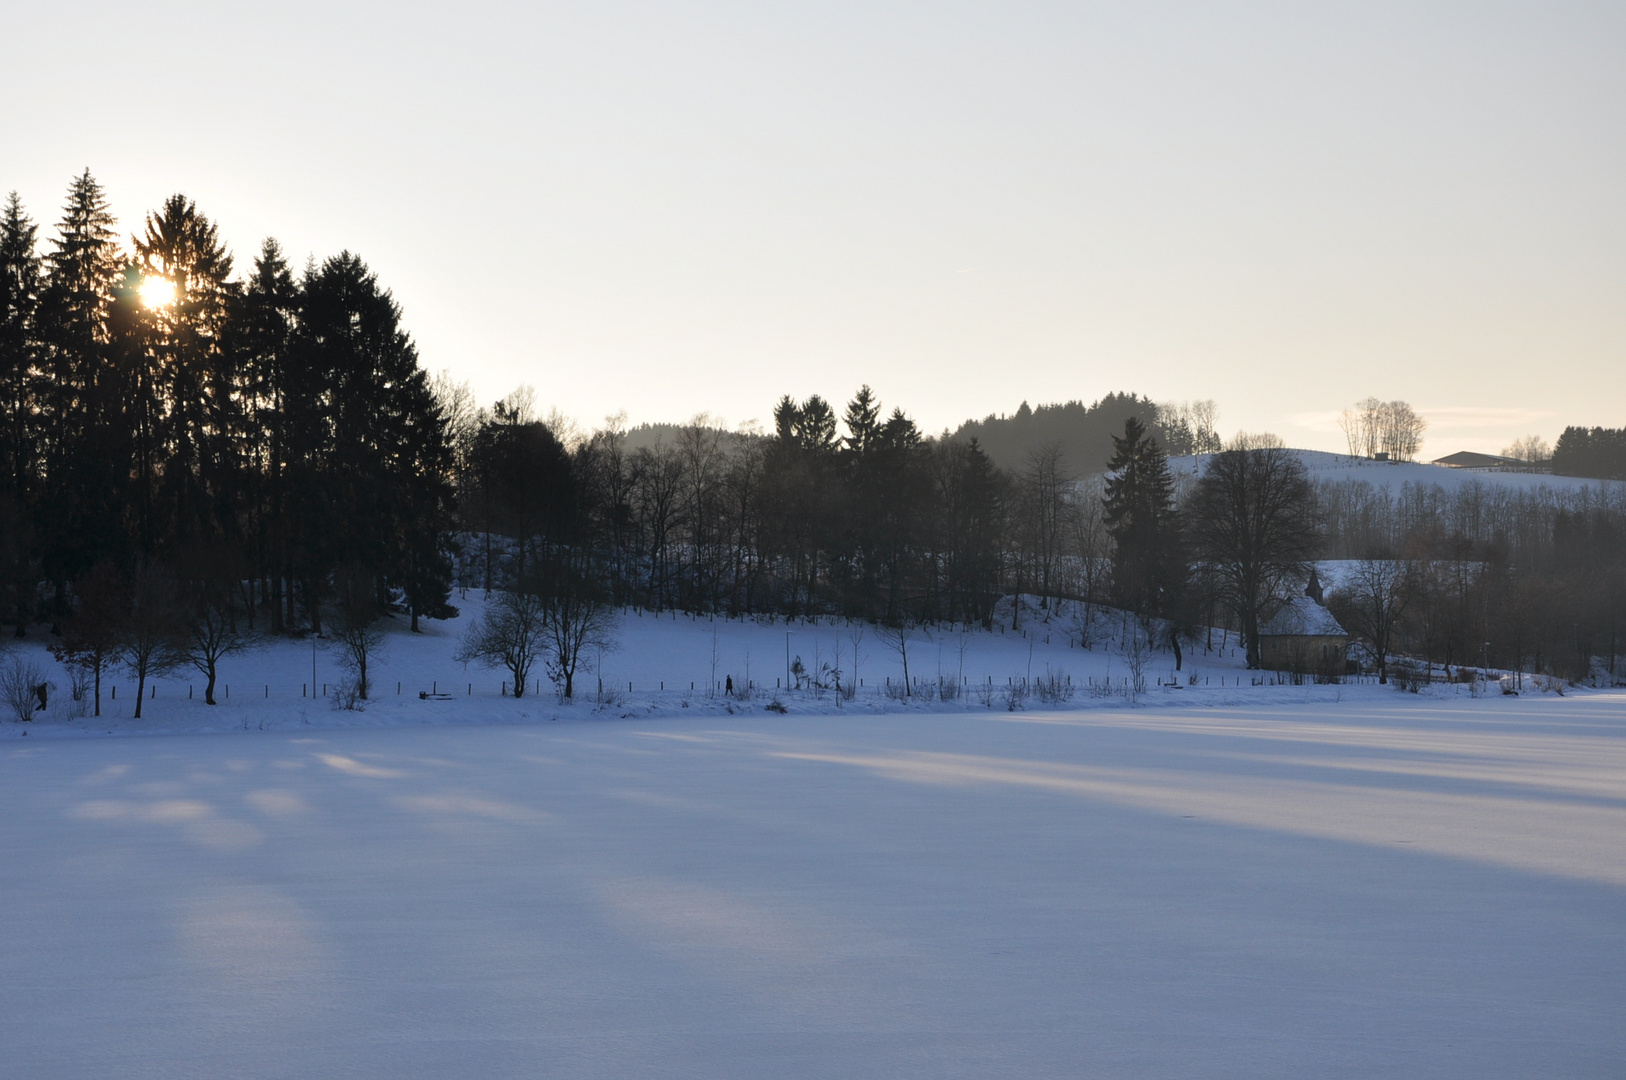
[0,658,45,722]
[1034,668,1074,704]
[327,568,385,701]
[1116,620,1153,698]
[330,678,365,712]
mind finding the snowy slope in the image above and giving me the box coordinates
[3,693,1623,1078]
[0,595,1284,741]
[1170,448,1623,494]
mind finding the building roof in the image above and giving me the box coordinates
[1432,450,1524,469]
[1260,594,1346,637]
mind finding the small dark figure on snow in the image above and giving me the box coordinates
[725,675,734,695]
[34,682,50,712]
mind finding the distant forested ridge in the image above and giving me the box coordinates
[948,394,1221,474]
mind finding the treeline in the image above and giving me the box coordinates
[1317,478,1626,682]
[3,174,1621,697]
[0,174,456,648]
[452,388,1623,681]
[947,395,1220,473]
[1552,426,1626,481]
[443,395,1283,674]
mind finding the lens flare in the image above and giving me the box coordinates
[139,277,176,310]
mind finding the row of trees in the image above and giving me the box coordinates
[446,382,1623,682]
[1314,474,1626,682]
[3,174,1618,702]
[1,176,457,697]
[441,383,1328,672]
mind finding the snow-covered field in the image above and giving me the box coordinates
[0,594,1280,740]
[4,614,1625,1077]
[4,601,1624,1077]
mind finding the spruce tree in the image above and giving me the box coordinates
[1102,416,1181,618]
[291,252,456,630]
[0,192,41,499]
[234,239,299,630]
[36,171,126,585]
[132,195,239,551]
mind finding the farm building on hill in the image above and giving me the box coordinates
[1431,451,1550,474]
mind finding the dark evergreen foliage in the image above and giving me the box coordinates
[1552,426,1626,481]
[949,393,1172,474]
[3,175,456,653]
[1102,417,1183,619]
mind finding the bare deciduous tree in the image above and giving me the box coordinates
[120,564,187,719]
[1502,435,1551,462]
[631,440,685,611]
[846,619,867,699]
[1186,447,1321,668]
[49,562,125,717]
[327,568,384,702]
[1338,398,1426,461]
[1117,618,1153,700]
[1017,442,1070,608]
[455,583,549,698]
[180,560,256,705]
[1378,401,1426,461]
[879,617,922,695]
[1326,559,1413,683]
[541,564,617,699]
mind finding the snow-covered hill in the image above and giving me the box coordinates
[1170,448,1622,495]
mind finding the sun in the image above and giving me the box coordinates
[139,276,176,310]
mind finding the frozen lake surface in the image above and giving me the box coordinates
[4,694,1623,1078]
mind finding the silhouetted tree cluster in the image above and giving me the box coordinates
[0,174,456,685]
[947,393,1214,473]
[1337,397,1427,461]
[1551,426,1626,481]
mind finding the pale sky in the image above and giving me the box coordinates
[5,1,1622,456]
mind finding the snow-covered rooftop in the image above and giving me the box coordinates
[1168,449,1622,495]
[1260,594,1346,637]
